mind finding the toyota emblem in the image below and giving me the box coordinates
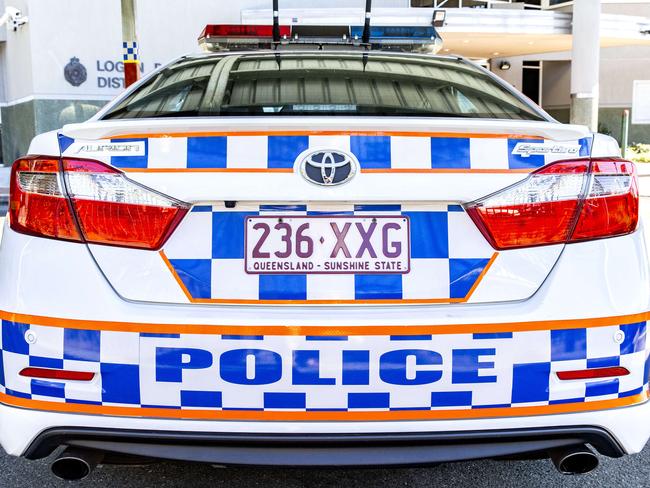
[298,149,358,186]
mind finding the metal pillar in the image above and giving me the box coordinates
[570,0,601,131]
[121,0,140,88]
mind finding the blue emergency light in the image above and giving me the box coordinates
[349,25,439,42]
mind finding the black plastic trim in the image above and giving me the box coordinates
[24,426,625,466]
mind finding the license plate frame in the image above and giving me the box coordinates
[244,215,411,275]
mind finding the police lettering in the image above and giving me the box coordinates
[154,347,497,386]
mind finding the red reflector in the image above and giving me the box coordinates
[201,24,291,38]
[19,367,95,381]
[557,367,630,381]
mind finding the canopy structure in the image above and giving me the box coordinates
[241,7,650,59]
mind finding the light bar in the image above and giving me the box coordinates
[199,18,444,53]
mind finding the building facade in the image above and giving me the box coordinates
[1,0,649,165]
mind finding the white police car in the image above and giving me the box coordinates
[0,12,647,481]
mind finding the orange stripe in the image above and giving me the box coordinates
[159,251,194,302]
[158,250,499,306]
[0,309,648,336]
[0,391,645,421]
[121,168,531,175]
[106,131,545,141]
[360,168,532,174]
[189,297,466,305]
[463,252,498,301]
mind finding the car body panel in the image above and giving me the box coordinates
[2,52,648,466]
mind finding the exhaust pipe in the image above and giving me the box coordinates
[51,447,103,481]
[549,445,599,475]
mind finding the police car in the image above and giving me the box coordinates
[1,6,647,481]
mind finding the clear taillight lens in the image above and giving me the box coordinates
[10,157,189,250]
[466,158,638,250]
[10,158,81,242]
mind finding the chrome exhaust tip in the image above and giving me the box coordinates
[549,445,599,475]
[51,447,103,481]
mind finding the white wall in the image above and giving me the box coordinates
[541,60,570,108]
[27,0,122,99]
[602,2,650,16]
[3,0,34,101]
[136,0,410,71]
[600,45,650,107]
[490,57,523,91]
[1,0,410,103]
[3,0,650,107]
[0,43,6,105]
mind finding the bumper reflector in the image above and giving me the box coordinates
[556,366,630,381]
[19,367,95,381]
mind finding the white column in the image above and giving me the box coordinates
[570,0,601,130]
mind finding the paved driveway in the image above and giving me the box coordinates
[1,444,649,488]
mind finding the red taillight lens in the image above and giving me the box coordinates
[9,157,189,250]
[571,159,638,241]
[466,158,638,249]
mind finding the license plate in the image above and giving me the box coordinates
[245,216,410,274]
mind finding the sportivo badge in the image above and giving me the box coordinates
[299,149,359,186]
[511,142,582,158]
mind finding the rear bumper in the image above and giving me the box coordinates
[1,399,650,460]
[24,426,625,466]
[1,224,650,460]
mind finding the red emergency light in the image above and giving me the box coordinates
[201,24,291,39]
[199,24,291,50]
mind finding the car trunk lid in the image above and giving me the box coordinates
[58,117,592,306]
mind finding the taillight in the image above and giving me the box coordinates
[466,158,638,249]
[10,157,189,250]
[9,158,81,241]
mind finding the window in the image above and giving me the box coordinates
[522,60,542,105]
[103,52,545,121]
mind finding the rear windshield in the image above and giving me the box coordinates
[102,52,545,121]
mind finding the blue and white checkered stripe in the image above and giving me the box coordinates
[59,134,593,171]
[162,203,495,302]
[122,41,138,62]
[0,320,647,411]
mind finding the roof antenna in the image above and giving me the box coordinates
[361,0,372,46]
[272,0,280,44]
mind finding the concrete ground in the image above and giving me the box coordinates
[1,185,650,487]
[0,446,649,488]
